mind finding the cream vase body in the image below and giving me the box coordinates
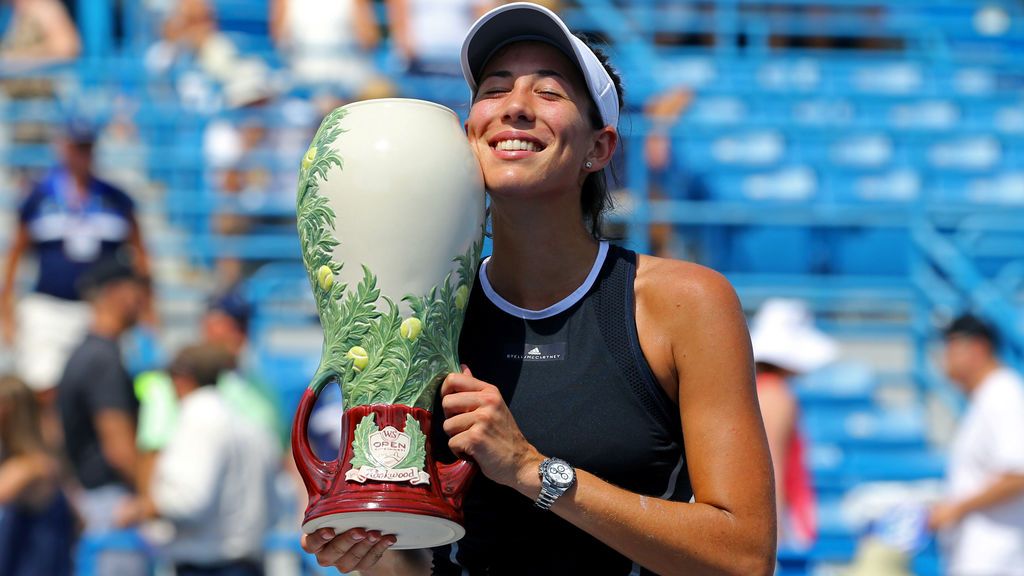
[296,98,485,411]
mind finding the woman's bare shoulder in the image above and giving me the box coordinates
[634,254,741,319]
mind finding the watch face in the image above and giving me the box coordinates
[544,459,575,489]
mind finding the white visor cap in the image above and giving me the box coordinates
[750,299,839,374]
[461,2,619,130]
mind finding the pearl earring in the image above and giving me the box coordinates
[585,161,593,169]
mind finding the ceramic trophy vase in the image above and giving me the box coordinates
[291,99,485,549]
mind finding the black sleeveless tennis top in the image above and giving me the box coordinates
[432,242,692,576]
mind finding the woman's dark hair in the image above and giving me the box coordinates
[576,35,625,240]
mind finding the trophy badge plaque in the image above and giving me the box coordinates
[291,99,485,549]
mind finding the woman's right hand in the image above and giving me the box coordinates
[300,528,396,573]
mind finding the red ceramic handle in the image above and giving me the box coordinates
[291,373,337,498]
[437,458,476,509]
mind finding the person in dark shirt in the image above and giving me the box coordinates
[0,117,150,398]
[57,255,148,575]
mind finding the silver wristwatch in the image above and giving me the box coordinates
[536,457,576,510]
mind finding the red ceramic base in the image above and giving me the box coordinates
[293,399,475,550]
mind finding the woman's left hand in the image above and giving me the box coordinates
[441,365,543,491]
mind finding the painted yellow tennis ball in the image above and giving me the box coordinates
[301,146,317,171]
[347,346,369,372]
[400,317,422,341]
[455,285,469,310]
[316,265,334,291]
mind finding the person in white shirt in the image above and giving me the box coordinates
[930,314,1024,576]
[121,344,281,576]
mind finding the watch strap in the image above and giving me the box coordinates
[535,486,559,510]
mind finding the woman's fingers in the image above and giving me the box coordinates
[441,389,485,418]
[301,528,395,570]
[300,528,336,554]
[331,531,392,573]
[442,411,478,439]
[313,529,368,566]
[353,534,399,572]
[441,370,486,397]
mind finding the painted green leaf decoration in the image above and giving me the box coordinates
[396,413,427,470]
[296,103,484,410]
[349,413,377,469]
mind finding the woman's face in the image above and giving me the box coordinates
[466,41,601,200]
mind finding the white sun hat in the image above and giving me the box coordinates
[750,299,838,374]
[460,2,619,129]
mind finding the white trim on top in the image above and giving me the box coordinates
[479,241,610,320]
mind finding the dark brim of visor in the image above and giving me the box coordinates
[464,8,580,91]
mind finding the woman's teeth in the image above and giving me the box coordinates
[496,139,540,152]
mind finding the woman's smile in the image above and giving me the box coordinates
[489,130,546,158]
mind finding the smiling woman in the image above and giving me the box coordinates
[301,3,777,575]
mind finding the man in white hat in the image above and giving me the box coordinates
[750,298,838,549]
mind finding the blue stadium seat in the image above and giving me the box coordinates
[832,228,911,276]
[685,96,747,125]
[848,63,924,96]
[703,166,818,204]
[259,353,321,425]
[822,164,922,204]
[934,171,1024,205]
[711,130,787,167]
[724,226,823,274]
[927,135,1003,171]
[212,0,270,36]
[889,99,960,130]
[794,362,878,408]
[790,98,856,127]
[828,133,894,169]
[803,406,928,449]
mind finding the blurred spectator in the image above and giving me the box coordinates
[930,314,1024,574]
[202,59,278,224]
[93,96,154,198]
[135,290,283,468]
[0,0,80,67]
[121,344,280,576]
[386,0,486,75]
[0,118,151,432]
[0,374,75,576]
[132,290,286,562]
[750,298,838,549]
[202,59,300,288]
[269,0,381,95]
[0,0,81,150]
[643,86,702,259]
[145,0,240,84]
[56,256,148,575]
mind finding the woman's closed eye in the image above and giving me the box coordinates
[475,87,510,102]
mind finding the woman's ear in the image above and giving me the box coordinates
[586,127,618,173]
